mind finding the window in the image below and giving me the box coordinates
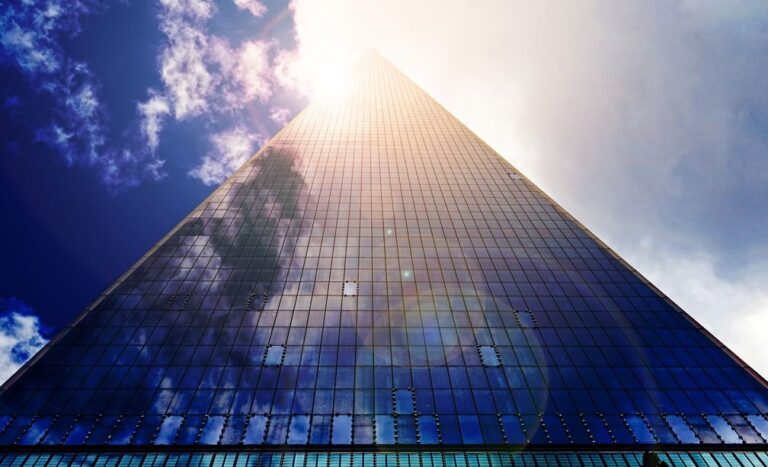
[264,345,285,366]
[516,311,537,328]
[478,346,501,367]
[247,293,268,311]
[343,281,358,296]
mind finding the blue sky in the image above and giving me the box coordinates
[0,0,304,378]
[1,0,767,379]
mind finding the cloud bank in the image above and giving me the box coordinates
[0,298,48,385]
[287,0,768,377]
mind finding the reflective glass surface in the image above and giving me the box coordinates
[1,451,768,467]
[0,52,766,448]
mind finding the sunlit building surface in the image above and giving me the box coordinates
[1,52,767,466]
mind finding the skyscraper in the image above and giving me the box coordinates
[1,51,766,466]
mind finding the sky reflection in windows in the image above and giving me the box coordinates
[0,53,766,448]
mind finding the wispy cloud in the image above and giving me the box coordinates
[0,0,166,190]
[137,91,171,155]
[269,106,291,125]
[149,0,291,184]
[143,0,300,182]
[33,61,104,165]
[272,48,313,97]
[153,0,276,118]
[231,40,272,103]
[233,0,267,18]
[157,0,215,119]
[207,37,273,108]
[1,0,300,189]
[0,298,48,385]
[189,125,263,185]
[0,1,94,75]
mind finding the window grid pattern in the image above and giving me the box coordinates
[0,451,767,467]
[0,52,766,448]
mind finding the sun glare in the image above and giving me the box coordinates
[287,49,357,101]
[311,67,348,100]
[305,55,352,100]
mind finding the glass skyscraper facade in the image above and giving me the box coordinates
[1,52,766,466]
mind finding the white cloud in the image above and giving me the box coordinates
[2,0,290,188]
[154,0,275,120]
[233,0,267,17]
[0,0,89,75]
[288,0,768,377]
[627,240,768,378]
[144,0,279,167]
[272,48,307,96]
[158,2,214,119]
[0,304,48,385]
[269,106,291,125]
[1,0,167,190]
[233,40,272,102]
[0,23,58,74]
[159,0,215,20]
[208,37,273,109]
[138,92,171,154]
[189,126,263,185]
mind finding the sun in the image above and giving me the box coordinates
[311,65,349,100]
[303,55,351,100]
[280,47,357,102]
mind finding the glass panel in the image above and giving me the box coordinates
[375,415,395,444]
[343,281,358,296]
[748,415,768,442]
[666,415,700,444]
[331,415,351,444]
[243,415,266,444]
[707,415,741,444]
[478,346,501,367]
[625,414,656,444]
[154,416,183,445]
[458,415,483,444]
[288,415,310,444]
[264,345,285,366]
[199,415,225,445]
